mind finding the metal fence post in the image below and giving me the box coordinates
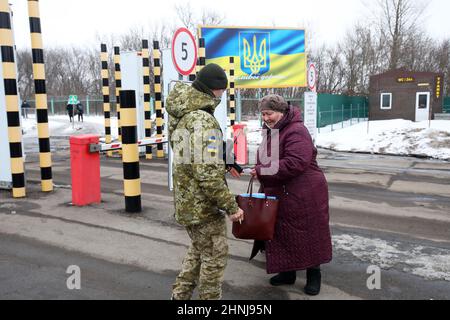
[51,98,54,115]
[357,104,360,123]
[86,96,90,116]
[318,112,321,134]
[350,104,353,125]
[331,105,334,131]
[342,104,344,129]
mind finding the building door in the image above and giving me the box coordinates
[415,92,430,122]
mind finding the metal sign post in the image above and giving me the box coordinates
[304,92,318,144]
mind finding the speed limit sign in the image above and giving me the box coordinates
[308,63,317,92]
[172,28,198,76]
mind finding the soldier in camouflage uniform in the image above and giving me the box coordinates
[166,63,244,300]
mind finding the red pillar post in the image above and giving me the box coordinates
[70,135,101,206]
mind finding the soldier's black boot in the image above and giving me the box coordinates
[304,267,321,296]
[270,271,296,286]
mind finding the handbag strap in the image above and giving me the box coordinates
[247,177,255,196]
[247,176,271,200]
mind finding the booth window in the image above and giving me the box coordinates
[380,93,392,110]
[418,94,428,109]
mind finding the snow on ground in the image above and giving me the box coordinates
[21,115,450,161]
[333,234,450,281]
[22,115,119,140]
[244,118,450,161]
[316,119,450,161]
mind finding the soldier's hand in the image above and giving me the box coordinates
[229,167,242,179]
[229,208,244,223]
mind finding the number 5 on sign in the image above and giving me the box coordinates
[172,28,198,76]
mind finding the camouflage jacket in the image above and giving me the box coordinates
[166,82,238,227]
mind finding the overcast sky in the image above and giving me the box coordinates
[8,0,450,50]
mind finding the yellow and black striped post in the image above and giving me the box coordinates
[28,0,52,192]
[0,1,25,198]
[120,90,142,213]
[189,71,196,82]
[101,43,113,157]
[152,41,164,159]
[114,46,122,145]
[229,56,236,128]
[197,38,206,74]
[142,40,152,160]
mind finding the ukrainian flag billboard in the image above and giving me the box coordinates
[199,26,306,89]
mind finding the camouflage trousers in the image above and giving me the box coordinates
[172,216,228,300]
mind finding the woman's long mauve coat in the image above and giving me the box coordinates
[255,107,333,274]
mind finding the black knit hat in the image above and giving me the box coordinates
[196,63,228,90]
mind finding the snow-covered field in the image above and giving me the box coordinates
[21,115,450,161]
[316,119,450,161]
[245,119,450,161]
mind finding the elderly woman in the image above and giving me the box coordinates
[251,95,332,296]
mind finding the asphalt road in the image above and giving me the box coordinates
[1,138,449,300]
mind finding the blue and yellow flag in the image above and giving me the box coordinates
[199,26,306,88]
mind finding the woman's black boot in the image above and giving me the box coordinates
[270,271,296,286]
[304,267,321,296]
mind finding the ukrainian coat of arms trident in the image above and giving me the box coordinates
[240,32,270,76]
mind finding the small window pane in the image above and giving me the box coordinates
[382,94,391,108]
[418,95,428,109]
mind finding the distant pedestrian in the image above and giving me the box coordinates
[21,100,31,119]
[67,103,74,123]
[76,102,84,122]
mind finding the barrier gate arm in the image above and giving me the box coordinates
[89,137,169,153]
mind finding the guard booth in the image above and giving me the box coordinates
[369,69,444,122]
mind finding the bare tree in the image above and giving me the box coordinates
[16,50,33,101]
[372,0,428,69]
[200,9,225,26]
[119,27,145,51]
[175,3,225,37]
[175,3,196,31]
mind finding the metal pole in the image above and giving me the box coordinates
[114,46,122,146]
[237,89,242,123]
[197,38,206,74]
[28,0,53,193]
[1,1,25,197]
[350,103,353,126]
[331,105,334,131]
[86,95,90,116]
[229,57,236,128]
[100,44,113,157]
[142,39,152,160]
[120,90,142,213]
[153,41,164,159]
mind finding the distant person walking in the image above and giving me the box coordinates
[67,103,74,123]
[76,102,84,122]
[21,100,31,119]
